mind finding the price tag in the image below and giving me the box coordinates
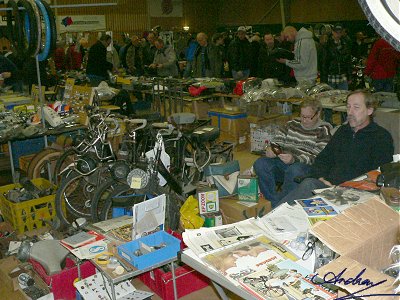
[130,177,142,189]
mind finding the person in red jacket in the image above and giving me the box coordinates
[365,37,400,92]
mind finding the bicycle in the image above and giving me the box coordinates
[54,109,120,226]
[242,275,286,298]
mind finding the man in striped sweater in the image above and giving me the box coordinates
[253,99,332,208]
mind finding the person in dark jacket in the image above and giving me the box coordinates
[258,32,292,83]
[142,32,157,76]
[276,90,394,206]
[209,33,225,78]
[228,26,251,80]
[86,34,114,87]
[320,24,352,90]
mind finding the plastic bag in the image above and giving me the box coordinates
[179,195,204,229]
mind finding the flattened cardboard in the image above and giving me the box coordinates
[310,198,399,299]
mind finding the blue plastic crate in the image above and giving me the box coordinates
[11,136,56,169]
[117,231,180,270]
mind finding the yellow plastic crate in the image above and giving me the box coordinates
[0,178,59,234]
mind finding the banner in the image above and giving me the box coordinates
[57,15,106,33]
[147,0,183,17]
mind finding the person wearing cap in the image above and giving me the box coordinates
[320,23,352,92]
[277,26,318,85]
[227,26,252,80]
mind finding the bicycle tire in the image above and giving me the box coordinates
[91,178,130,221]
[55,170,93,226]
[357,0,400,51]
[18,0,38,58]
[32,0,52,61]
[6,0,22,54]
[26,0,41,57]
[26,148,61,180]
[53,148,79,185]
[97,182,143,221]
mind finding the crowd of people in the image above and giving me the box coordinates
[1,23,398,93]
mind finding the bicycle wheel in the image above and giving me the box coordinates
[264,286,285,298]
[55,170,94,226]
[27,148,61,180]
[53,148,79,185]
[91,178,130,222]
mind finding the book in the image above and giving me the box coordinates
[295,197,339,225]
[201,235,298,284]
[60,230,105,249]
[239,259,337,300]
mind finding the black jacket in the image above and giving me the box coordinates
[227,38,251,71]
[320,37,352,83]
[311,122,393,185]
[86,41,113,78]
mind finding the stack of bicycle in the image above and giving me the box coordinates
[29,107,234,231]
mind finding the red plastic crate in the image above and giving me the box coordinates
[139,264,210,300]
[30,257,96,300]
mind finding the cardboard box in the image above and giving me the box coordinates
[0,256,50,299]
[197,187,219,215]
[209,109,250,145]
[310,198,399,299]
[219,195,271,224]
[238,175,259,202]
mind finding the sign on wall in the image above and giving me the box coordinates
[147,0,183,18]
[57,15,106,33]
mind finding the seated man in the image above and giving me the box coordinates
[253,98,332,208]
[277,90,394,206]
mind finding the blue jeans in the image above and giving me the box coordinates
[253,157,311,208]
[275,178,328,207]
[373,79,394,92]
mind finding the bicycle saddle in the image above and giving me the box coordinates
[169,113,196,125]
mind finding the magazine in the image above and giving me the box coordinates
[60,230,105,250]
[295,197,339,225]
[201,235,298,285]
[239,259,337,300]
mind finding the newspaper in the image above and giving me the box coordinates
[257,203,311,243]
[182,218,266,256]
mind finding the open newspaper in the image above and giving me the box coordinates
[200,234,298,286]
[182,218,266,256]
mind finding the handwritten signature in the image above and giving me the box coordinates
[311,267,398,299]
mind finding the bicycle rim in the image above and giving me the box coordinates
[27,148,61,180]
[53,148,79,185]
[55,170,93,226]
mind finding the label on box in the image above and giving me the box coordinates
[238,175,259,202]
[198,189,219,214]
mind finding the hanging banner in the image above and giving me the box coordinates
[147,0,183,17]
[57,15,106,33]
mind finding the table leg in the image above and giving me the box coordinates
[171,261,178,300]
[211,281,229,300]
[8,141,16,183]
